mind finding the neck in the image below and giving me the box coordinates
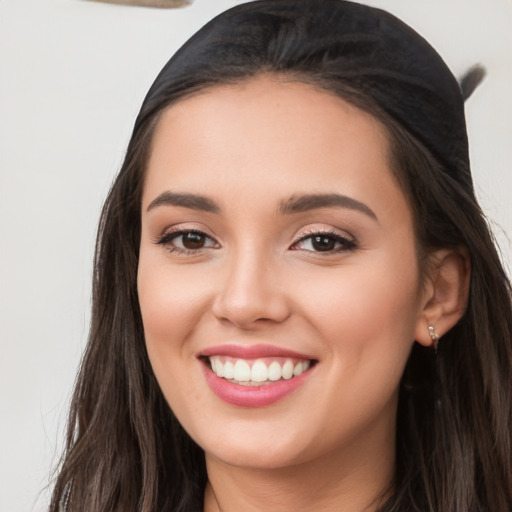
[203,427,395,512]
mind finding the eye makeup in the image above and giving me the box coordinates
[154,228,219,254]
[290,228,357,254]
[153,225,358,256]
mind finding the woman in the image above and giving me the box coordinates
[50,1,512,511]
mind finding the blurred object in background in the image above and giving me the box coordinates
[84,0,192,7]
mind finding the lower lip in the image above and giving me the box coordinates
[202,363,313,407]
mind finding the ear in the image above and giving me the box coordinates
[414,248,471,347]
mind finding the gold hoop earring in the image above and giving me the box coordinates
[428,325,439,353]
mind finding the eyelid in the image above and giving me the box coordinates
[290,226,358,253]
[153,225,220,254]
[151,224,357,255]
[293,225,356,243]
[153,222,216,242]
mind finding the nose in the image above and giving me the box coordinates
[211,249,291,329]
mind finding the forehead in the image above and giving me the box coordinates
[150,76,389,159]
[142,75,406,220]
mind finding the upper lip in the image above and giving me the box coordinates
[198,344,315,360]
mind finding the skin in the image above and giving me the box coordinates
[137,75,466,511]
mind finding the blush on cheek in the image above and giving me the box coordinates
[138,264,207,339]
[303,265,419,357]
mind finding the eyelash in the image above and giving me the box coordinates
[290,229,357,254]
[155,228,218,255]
[155,228,357,255]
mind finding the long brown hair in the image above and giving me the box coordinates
[50,1,512,511]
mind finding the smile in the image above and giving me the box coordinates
[199,345,317,407]
[208,356,311,386]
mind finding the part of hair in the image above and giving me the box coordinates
[50,2,512,511]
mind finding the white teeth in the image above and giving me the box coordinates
[282,360,294,380]
[250,361,268,382]
[233,360,251,382]
[215,359,224,378]
[268,361,282,381]
[209,356,313,383]
[223,360,234,379]
[293,361,304,376]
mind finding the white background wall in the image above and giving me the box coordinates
[0,1,510,510]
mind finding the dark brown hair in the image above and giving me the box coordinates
[50,1,512,511]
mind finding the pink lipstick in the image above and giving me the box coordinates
[199,344,316,407]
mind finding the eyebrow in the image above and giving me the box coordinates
[147,191,221,213]
[146,190,377,221]
[279,193,378,221]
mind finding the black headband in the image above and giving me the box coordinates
[139,0,474,191]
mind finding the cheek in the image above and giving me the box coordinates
[137,258,209,415]
[346,263,419,338]
[295,247,421,382]
[286,254,421,447]
[137,257,210,351]
[136,256,214,418]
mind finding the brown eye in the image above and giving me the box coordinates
[181,232,206,249]
[156,229,219,253]
[311,235,336,252]
[291,231,357,254]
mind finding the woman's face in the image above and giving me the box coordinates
[138,76,428,471]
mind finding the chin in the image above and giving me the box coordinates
[187,412,331,471]
[203,438,312,471]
